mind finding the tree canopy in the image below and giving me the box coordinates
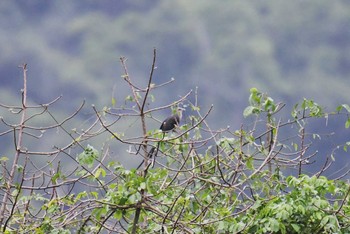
[1,52,350,233]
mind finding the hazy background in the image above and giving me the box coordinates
[1,0,350,175]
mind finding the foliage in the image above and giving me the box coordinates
[1,53,350,234]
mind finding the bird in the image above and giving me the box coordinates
[136,107,185,170]
[159,107,184,132]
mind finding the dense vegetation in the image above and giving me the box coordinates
[1,52,350,233]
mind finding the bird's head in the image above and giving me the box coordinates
[176,106,185,119]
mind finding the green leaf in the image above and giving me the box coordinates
[291,223,300,232]
[149,94,155,102]
[276,209,289,220]
[250,87,258,94]
[51,172,61,184]
[76,191,88,200]
[94,167,106,178]
[315,211,322,220]
[301,98,323,117]
[77,144,99,168]
[139,182,146,190]
[11,189,19,197]
[111,97,116,106]
[125,95,133,102]
[218,221,226,230]
[114,209,123,220]
[263,97,275,112]
[243,106,259,117]
[344,142,350,152]
[342,104,350,113]
[111,132,124,140]
[90,191,98,199]
[291,103,299,118]
[191,105,200,111]
[246,157,254,170]
[92,206,107,220]
[336,105,343,112]
[293,142,298,151]
[0,156,9,161]
[128,193,137,203]
[345,118,350,128]
[269,218,280,232]
[17,165,24,172]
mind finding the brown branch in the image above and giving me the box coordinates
[132,49,158,234]
[140,48,156,114]
[120,57,142,110]
[0,64,28,230]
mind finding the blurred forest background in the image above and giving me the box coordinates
[1,0,350,173]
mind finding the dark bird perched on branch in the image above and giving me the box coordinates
[137,107,185,170]
[160,107,184,132]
